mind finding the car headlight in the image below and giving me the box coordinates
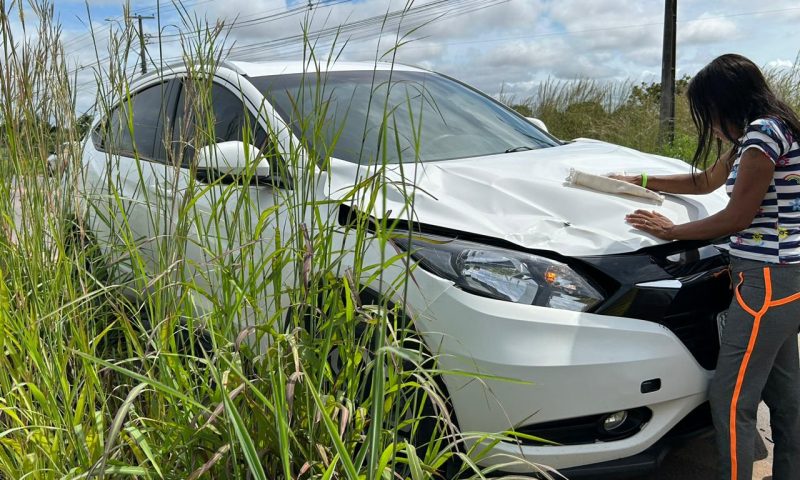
[394,234,604,312]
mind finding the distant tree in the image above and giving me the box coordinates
[628,75,691,107]
[76,113,93,138]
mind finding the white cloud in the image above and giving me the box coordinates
[547,0,661,31]
[33,0,800,113]
[678,15,738,45]
[767,58,799,70]
[573,24,660,53]
[785,7,800,22]
[625,46,662,68]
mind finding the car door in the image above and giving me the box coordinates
[84,79,179,280]
[169,76,291,336]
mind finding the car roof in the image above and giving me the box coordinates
[226,60,427,77]
[132,60,428,87]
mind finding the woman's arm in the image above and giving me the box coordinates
[610,147,734,195]
[625,148,774,240]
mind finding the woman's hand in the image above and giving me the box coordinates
[625,209,675,240]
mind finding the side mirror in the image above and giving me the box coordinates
[526,117,549,133]
[195,140,271,185]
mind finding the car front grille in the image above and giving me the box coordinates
[585,245,732,371]
[661,268,731,369]
[658,247,732,370]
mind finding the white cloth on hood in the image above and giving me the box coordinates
[565,168,665,205]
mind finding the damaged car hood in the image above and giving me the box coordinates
[326,138,728,257]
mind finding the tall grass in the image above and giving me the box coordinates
[502,61,800,163]
[0,1,553,478]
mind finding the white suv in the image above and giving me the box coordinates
[79,60,731,476]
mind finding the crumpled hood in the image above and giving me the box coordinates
[326,138,728,257]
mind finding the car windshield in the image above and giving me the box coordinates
[249,70,558,164]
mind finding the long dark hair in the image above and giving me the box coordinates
[687,53,800,170]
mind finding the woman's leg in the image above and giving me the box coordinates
[760,261,800,480]
[709,261,800,480]
[710,315,765,480]
[762,333,800,480]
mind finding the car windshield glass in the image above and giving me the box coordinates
[249,70,558,164]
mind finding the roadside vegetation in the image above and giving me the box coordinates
[502,62,800,163]
[2,0,799,478]
[0,1,553,478]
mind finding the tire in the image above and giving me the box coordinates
[356,288,464,478]
[293,283,464,477]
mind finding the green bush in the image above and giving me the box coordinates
[505,67,799,164]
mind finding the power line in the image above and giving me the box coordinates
[65,0,348,76]
[61,0,216,52]
[215,0,503,61]
[360,4,800,51]
[63,2,800,56]
[68,0,494,76]
[68,0,503,106]
[68,2,800,108]
[153,1,348,42]
[280,3,800,64]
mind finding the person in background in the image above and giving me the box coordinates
[612,53,800,480]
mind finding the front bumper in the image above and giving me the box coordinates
[558,403,713,479]
[399,244,730,472]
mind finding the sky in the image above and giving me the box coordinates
[19,0,800,113]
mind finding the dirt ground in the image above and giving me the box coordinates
[626,335,800,479]
[626,399,773,480]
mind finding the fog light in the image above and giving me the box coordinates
[602,411,628,431]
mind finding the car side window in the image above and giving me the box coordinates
[93,81,173,162]
[173,81,271,168]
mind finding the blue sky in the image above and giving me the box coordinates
[29,0,800,112]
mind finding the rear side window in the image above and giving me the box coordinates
[93,82,173,162]
[173,81,269,168]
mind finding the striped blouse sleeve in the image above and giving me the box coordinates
[740,117,792,163]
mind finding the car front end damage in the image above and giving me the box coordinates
[394,233,731,474]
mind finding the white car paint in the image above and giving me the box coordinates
[325,138,727,256]
[79,60,730,473]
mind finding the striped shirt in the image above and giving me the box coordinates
[725,116,800,264]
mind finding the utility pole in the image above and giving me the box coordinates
[658,0,677,147]
[127,14,155,74]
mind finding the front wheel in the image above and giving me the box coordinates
[337,289,464,478]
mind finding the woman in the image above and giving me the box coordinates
[616,53,800,480]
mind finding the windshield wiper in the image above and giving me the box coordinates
[504,146,534,153]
